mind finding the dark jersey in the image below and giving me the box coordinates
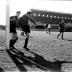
[59,22,65,29]
[17,14,36,33]
[17,15,28,27]
[17,15,30,33]
[10,16,18,33]
[59,22,65,32]
[17,14,36,27]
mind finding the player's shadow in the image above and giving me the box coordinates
[0,68,5,72]
[6,48,49,71]
[6,47,72,72]
[7,49,28,72]
[63,39,72,42]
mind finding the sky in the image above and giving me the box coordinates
[0,0,6,26]
[0,0,72,25]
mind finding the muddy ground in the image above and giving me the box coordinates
[0,30,72,72]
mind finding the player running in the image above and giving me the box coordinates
[57,20,65,39]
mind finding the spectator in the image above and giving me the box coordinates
[47,23,51,35]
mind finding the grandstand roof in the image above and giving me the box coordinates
[31,9,72,18]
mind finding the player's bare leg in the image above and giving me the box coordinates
[61,32,64,40]
[57,31,61,38]
[49,28,50,35]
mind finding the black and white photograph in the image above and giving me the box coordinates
[0,0,72,72]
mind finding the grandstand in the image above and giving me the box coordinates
[30,9,72,31]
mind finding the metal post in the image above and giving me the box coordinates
[5,0,10,49]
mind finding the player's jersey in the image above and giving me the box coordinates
[48,24,51,28]
[17,14,36,28]
[59,22,65,29]
[17,15,29,27]
[10,16,18,33]
[10,16,18,22]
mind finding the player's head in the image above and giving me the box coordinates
[27,11,31,17]
[62,20,64,23]
[16,11,21,17]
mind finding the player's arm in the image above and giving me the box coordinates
[58,23,61,29]
[10,16,14,21]
[63,23,65,30]
[28,17,36,25]
[64,23,65,27]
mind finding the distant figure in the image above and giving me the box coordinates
[21,31,25,36]
[57,20,65,39]
[10,11,21,48]
[17,11,36,51]
[47,23,51,35]
[0,68,5,72]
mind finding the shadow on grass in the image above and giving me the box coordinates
[63,39,72,42]
[7,49,28,72]
[6,47,72,72]
[0,68,5,72]
[58,38,72,42]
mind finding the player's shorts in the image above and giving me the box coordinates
[60,29,64,32]
[10,27,17,34]
[21,24,30,33]
[48,28,50,30]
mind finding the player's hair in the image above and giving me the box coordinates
[27,11,31,14]
[16,11,21,14]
